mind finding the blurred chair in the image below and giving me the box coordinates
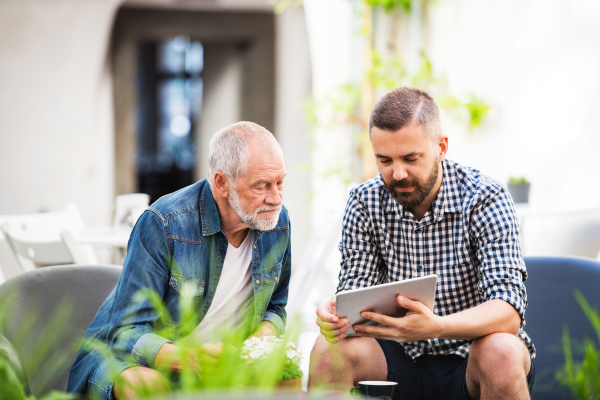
[0,265,121,397]
[1,225,94,272]
[524,256,600,399]
[0,203,96,281]
[113,193,150,228]
[521,208,600,258]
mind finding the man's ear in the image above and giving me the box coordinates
[213,172,231,198]
[437,136,449,162]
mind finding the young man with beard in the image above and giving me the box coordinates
[309,88,535,400]
[68,122,291,400]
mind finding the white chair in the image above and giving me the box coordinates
[0,203,96,281]
[1,225,91,272]
[113,194,150,228]
[520,208,600,258]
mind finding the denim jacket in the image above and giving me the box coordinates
[68,179,291,399]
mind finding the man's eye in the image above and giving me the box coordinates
[379,159,392,164]
[406,158,418,162]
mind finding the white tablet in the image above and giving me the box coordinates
[335,275,438,335]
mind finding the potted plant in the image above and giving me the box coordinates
[507,177,530,204]
[240,336,303,392]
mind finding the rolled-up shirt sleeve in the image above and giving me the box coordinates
[337,188,382,293]
[470,187,528,323]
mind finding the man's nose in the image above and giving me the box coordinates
[265,186,282,206]
[393,163,408,181]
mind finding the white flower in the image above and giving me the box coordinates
[240,335,302,366]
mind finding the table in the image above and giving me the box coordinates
[77,227,132,248]
[76,227,132,264]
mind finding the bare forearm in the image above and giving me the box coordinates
[438,299,521,340]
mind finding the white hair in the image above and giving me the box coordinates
[206,121,282,187]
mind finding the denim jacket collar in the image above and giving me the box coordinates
[199,181,223,237]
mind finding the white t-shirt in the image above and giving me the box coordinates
[177,231,255,345]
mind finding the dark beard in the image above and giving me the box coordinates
[383,161,439,209]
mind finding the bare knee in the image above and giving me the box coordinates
[467,333,530,398]
[310,335,373,370]
[113,366,170,400]
[470,333,529,375]
[309,335,386,390]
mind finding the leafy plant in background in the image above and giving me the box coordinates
[306,0,491,183]
[269,0,303,14]
[0,296,77,400]
[508,177,529,185]
[0,284,303,400]
[556,291,600,399]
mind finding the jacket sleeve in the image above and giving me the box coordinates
[107,210,173,368]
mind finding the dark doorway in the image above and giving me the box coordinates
[111,7,275,200]
[136,37,203,203]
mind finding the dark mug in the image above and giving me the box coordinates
[350,380,398,399]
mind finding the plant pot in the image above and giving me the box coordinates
[276,378,302,393]
[507,183,530,203]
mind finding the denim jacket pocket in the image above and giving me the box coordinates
[262,262,282,285]
[169,273,205,297]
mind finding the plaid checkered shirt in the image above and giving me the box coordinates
[336,159,535,359]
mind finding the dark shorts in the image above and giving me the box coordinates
[376,339,535,400]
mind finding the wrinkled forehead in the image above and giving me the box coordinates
[241,139,286,180]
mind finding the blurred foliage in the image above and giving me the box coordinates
[0,296,78,400]
[269,0,303,14]
[507,176,529,185]
[306,50,490,135]
[364,0,411,13]
[306,0,491,183]
[0,283,303,400]
[556,291,600,399]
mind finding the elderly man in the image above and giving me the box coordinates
[309,87,535,400]
[68,121,290,399]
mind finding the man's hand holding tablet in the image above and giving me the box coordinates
[316,275,438,343]
[315,296,352,343]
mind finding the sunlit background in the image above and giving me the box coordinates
[2,0,600,385]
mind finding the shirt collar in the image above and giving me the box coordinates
[199,181,223,236]
[439,160,463,215]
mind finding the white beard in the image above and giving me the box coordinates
[228,188,281,231]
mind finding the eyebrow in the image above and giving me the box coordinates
[375,152,423,159]
[251,174,287,186]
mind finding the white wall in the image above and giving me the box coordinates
[0,0,120,226]
[0,0,313,259]
[425,0,600,213]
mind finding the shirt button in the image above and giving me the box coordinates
[417,265,423,271]
[275,277,278,282]
[217,256,221,261]
[254,245,257,250]
[256,280,260,285]
[415,228,421,233]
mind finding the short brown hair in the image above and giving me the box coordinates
[368,87,441,139]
